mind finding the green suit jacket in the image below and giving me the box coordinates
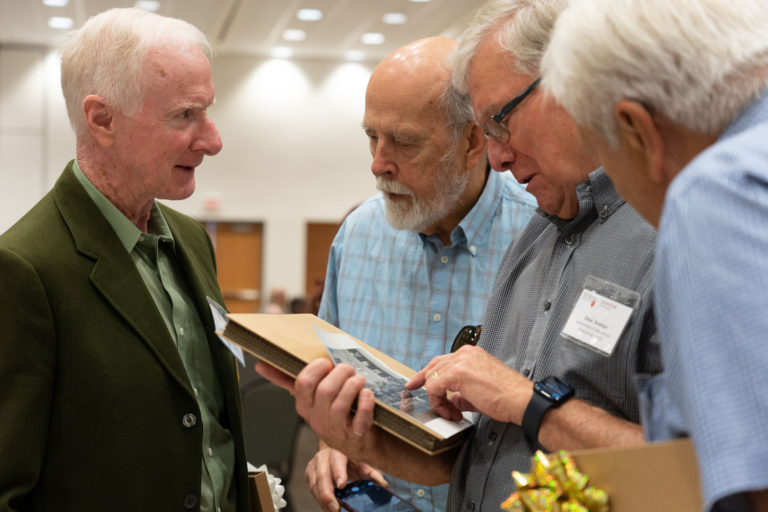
[0,163,250,511]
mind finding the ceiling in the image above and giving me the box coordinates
[0,0,487,61]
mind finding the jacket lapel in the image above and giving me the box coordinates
[53,163,194,394]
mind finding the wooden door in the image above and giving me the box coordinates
[305,223,339,296]
[206,222,263,313]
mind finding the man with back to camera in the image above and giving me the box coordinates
[258,1,663,511]
[0,8,250,512]
[541,0,768,510]
[312,36,536,512]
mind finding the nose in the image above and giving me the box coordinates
[370,140,396,179]
[488,137,515,172]
[194,115,223,156]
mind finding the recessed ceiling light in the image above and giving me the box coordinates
[43,0,69,6]
[135,0,161,11]
[344,50,366,62]
[361,33,385,45]
[282,29,306,41]
[383,13,407,25]
[297,9,323,21]
[271,47,293,59]
[48,16,74,29]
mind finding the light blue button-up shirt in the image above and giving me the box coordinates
[646,89,768,512]
[319,170,536,512]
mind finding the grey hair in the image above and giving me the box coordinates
[57,8,212,137]
[541,0,768,148]
[451,0,570,95]
[439,78,476,145]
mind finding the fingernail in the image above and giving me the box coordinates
[337,478,344,488]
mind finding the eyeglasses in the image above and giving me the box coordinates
[483,77,541,144]
[451,325,482,353]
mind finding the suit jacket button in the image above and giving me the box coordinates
[183,414,197,428]
[184,494,197,509]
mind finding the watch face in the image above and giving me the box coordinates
[536,376,574,401]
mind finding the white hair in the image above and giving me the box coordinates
[57,8,212,137]
[439,79,476,145]
[451,0,570,94]
[541,0,768,148]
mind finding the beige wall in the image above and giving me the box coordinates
[0,46,378,297]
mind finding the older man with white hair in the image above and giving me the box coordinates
[311,37,535,512]
[0,8,249,512]
[541,0,768,510]
[257,2,662,511]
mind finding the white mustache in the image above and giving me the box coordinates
[376,177,415,197]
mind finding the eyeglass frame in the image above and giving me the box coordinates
[451,325,482,353]
[483,77,542,144]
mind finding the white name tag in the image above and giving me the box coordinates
[561,276,639,357]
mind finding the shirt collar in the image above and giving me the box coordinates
[721,87,768,141]
[72,159,174,253]
[537,167,625,231]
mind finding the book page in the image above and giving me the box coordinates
[313,326,473,439]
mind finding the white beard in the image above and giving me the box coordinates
[376,146,470,233]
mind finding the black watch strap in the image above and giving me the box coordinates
[521,390,554,443]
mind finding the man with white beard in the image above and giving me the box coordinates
[312,37,535,512]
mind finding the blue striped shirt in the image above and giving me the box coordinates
[319,170,536,512]
[646,90,768,512]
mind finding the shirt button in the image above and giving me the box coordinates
[184,494,197,509]
[470,245,477,253]
[441,255,449,264]
[565,234,575,245]
[194,387,199,397]
[489,431,497,441]
[179,327,185,336]
[139,235,145,242]
[182,414,196,428]
[417,489,426,498]
[468,503,476,511]
[208,447,213,457]
[543,300,551,311]
[433,314,442,322]
[522,367,531,377]
[598,205,608,219]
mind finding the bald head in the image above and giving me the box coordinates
[368,37,457,110]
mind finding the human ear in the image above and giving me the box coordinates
[82,95,116,147]
[462,122,488,171]
[614,101,666,184]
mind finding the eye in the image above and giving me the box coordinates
[179,110,191,119]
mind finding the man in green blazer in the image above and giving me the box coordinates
[0,8,250,512]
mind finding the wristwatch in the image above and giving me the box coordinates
[521,376,575,444]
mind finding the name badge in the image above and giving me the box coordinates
[561,275,640,357]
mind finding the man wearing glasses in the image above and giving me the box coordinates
[308,36,536,512]
[257,2,660,511]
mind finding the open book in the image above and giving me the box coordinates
[221,313,474,455]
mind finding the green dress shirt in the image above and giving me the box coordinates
[73,161,237,512]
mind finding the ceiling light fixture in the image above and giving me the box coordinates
[135,0,161,11]
[43,0,69,6]
[282,29,306,41]
[48,16,74,29]
[383,13,407,25]
[271,47,294,59]
[361,33,385,45]
[297,9,323,21]
[344,50,366,62]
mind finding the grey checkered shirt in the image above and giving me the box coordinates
[447,168,663,512]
